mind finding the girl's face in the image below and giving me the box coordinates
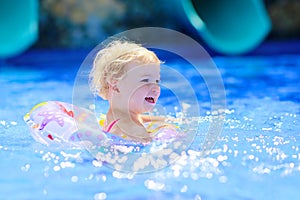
[116,61,161,114]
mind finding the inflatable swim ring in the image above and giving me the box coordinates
[24,101,190,172]
[23,101,182,151]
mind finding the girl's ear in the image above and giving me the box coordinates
[108,78,118,87]
[109,79,118,86]
[112,86,120,93]
[108,79,120,93]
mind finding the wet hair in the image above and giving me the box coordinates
[89,40,161,100]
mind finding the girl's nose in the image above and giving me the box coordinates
[151,84,160,94]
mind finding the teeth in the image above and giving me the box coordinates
[145,97,154,103]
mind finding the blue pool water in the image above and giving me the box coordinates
[1,45,300,199]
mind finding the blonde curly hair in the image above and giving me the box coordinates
[89,40,161,100]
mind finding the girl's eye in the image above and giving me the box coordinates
[141,79,149,82]
[140,79,160,84]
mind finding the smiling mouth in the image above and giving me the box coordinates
[145,97,155,104]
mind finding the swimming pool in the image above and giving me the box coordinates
[1,43,300,199]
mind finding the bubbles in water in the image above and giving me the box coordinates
[144,179,165,191]
[21,164,31,172]
[94,192,107,200]
[71,176,79,182]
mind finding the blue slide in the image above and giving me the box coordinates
[179,0,271,54]
[0,0,270,57]
[0,0,38,58]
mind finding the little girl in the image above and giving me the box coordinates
[89,40,167,143]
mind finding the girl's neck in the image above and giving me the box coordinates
[106,107,143,125]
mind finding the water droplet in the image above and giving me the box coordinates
[53,165,60,171]
[71,176,78,182]
[94,192,107,200]
[180,185,188,193]
[219,176,228,183]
